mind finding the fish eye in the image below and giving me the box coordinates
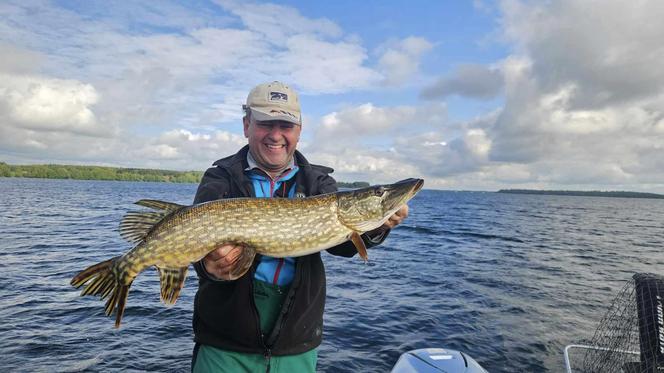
[374,187,386,197]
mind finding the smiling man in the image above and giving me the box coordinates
[190,81,410,373]
[242,82,302,179]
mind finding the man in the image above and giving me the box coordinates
[191,81,409,372]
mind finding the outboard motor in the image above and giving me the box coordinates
[391,348,488,373]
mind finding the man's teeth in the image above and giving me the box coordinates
[266,144,284,149]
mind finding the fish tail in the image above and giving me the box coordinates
[70,256,133,328]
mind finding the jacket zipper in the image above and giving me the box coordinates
[248,264,272,373]
[265,258,301,347]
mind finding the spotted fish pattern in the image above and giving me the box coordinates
[70,178,424,328]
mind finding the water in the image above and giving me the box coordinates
[1,178,662,372]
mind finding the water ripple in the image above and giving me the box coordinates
[1,179,663,372]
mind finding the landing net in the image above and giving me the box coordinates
[579,273,664,373]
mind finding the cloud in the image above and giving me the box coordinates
[484,0,664,190]
[0,0,386,170]
[421,63,504,99]
[216,0,342,42]
[305,125,495,185]
[1,0,663,193]
[134,129,247,167]
[0,42,43,74]
[377,37,434,86]
[500,0,664,109]
[311,102,447,149]
[282,35,382,93]
[305,103,499,183]
[308,148,421,184]
[214,0,381,93]
[0,74,108,136]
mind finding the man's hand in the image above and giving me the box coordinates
[382,204,409,229]
[203,243,245,280]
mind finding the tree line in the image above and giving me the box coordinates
[0,162,369,188]
[0,162,203,183]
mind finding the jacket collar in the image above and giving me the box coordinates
[211,145,334,197]
[212,145,324,174]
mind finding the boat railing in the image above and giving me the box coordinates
[563,344,640,373]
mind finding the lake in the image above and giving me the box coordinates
[0,178,662,372]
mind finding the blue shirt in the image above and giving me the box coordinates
[246,158,299,286]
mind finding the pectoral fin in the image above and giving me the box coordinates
[156,266,188,305]
[350,232,369,262]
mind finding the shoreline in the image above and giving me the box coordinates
[497,189,664,199]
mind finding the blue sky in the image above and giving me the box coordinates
[1,0,664,192]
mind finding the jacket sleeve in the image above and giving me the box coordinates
[194,168,231,204]
[316,171,391,258]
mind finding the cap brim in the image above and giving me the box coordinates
[250,107,301,125]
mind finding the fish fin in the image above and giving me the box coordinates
[112,283,131,328]
[134,199,185,212]
[350,232,369,262]
[71,256,133,328]
[71,256,119,293]
[156,266,189,305]
[224,246,257,280]
[120,200,187,244]
[119,211,168,244]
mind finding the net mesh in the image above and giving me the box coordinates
[579,273,664,373]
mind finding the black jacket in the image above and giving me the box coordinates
[192,145,387,356]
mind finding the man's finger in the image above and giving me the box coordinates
[396,205,409,218]
[206,243,240,261]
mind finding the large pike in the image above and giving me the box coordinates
[71,178,424,327]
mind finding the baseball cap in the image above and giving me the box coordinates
[244,81,301,125]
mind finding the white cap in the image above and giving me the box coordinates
[244,81,301,125]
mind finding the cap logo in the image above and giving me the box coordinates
[270,91,288,102]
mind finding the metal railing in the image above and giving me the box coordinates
[563,344,640,373]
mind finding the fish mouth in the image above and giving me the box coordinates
[390,178,424,195]
[382,178,424,211]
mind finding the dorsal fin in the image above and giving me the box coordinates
[119,211,166,244]
[134,199,185,212]
[119,200,186,244]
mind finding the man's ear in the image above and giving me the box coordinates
[243,115,250,138]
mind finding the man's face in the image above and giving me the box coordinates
[244,115,301,173]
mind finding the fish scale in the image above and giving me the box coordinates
[70,178,423,328]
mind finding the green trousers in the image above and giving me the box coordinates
[193,280,317,373]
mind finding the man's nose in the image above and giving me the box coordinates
[268,125,285,135]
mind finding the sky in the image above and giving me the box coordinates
[1,0,664,192]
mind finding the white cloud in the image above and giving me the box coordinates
[482,0,664,190]
[215,0,342,42]
[0,74,107,136]
[304,103,498,184]
[0,0,386,170]
[0,41,43,74]
[377,37,433,86]
[1,0,663,193]
[133,129,247,168]
[309,148,420,184]
[282,35,382,93]
[500,0,664,109]
[311,102,447,150]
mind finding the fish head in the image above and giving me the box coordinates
[337,178,424,232]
